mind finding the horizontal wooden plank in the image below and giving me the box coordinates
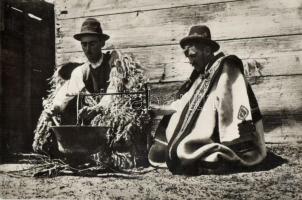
[56,0,302,51]
[252,75,302,115]
[55,0,239,19]
[263,115,302,143]
[56,35,302,81]
[148,75,302,115]
[151,114,302,143]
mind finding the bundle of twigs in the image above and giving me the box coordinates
[32,72,62,154]
[90,51,151,169]
[0,153,155,178]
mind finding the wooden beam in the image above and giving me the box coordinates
[251,75,302,116]
[56,35,302,81]
[23,14,33,151]
[56,0,302,50]
[55,0,241,19]
[151,114,302,143]
[0,0,4,31]
[263,114,302,143]
[149,77,302,144]
[148,75,302,115]
[0,0,3,162]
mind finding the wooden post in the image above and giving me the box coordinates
[0,0,4,32]
[22,9,32,151]
[0,0,4,162]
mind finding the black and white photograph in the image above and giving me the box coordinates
[0,0,301,199]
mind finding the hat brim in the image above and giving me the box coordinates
[180,35,220,52]
[73,32,110,41]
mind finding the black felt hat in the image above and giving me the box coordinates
[180,25,219,52]
[73,18,110,41]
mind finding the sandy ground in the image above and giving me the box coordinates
[0,143,301,200]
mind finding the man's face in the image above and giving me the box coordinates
[80,35,104,63]
[183,42,211,73]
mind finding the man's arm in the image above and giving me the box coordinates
[52,67,86,113]
[149,103,177,116]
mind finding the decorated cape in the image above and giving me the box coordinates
[148,53,266,174]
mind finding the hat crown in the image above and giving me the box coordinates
[74,18,110,41]
[179,25,219,51]
[187,25,211,40]
[81,18,103,34]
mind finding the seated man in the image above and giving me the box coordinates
[149,25,267,174]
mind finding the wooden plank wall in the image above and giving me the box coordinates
[55,0,302,143]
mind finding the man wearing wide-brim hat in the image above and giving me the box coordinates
[32,18,150,169]
[149,25,267,175]
[33,18,115,153]
[51,18,113,121]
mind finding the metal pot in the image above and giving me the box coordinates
[51,125,109,156]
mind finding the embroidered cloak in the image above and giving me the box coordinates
[148,53,266,174]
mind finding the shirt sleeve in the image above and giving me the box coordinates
[52,67,86,112]
[66,67,86,95]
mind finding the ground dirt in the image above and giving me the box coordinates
[0,144,301,199]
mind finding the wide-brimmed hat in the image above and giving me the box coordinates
[73,18,110,41]
[180,25,219,52]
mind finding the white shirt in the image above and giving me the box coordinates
[53,53,114,111]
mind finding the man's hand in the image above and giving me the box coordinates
[149,104,176,116]
[78,106,98,121]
